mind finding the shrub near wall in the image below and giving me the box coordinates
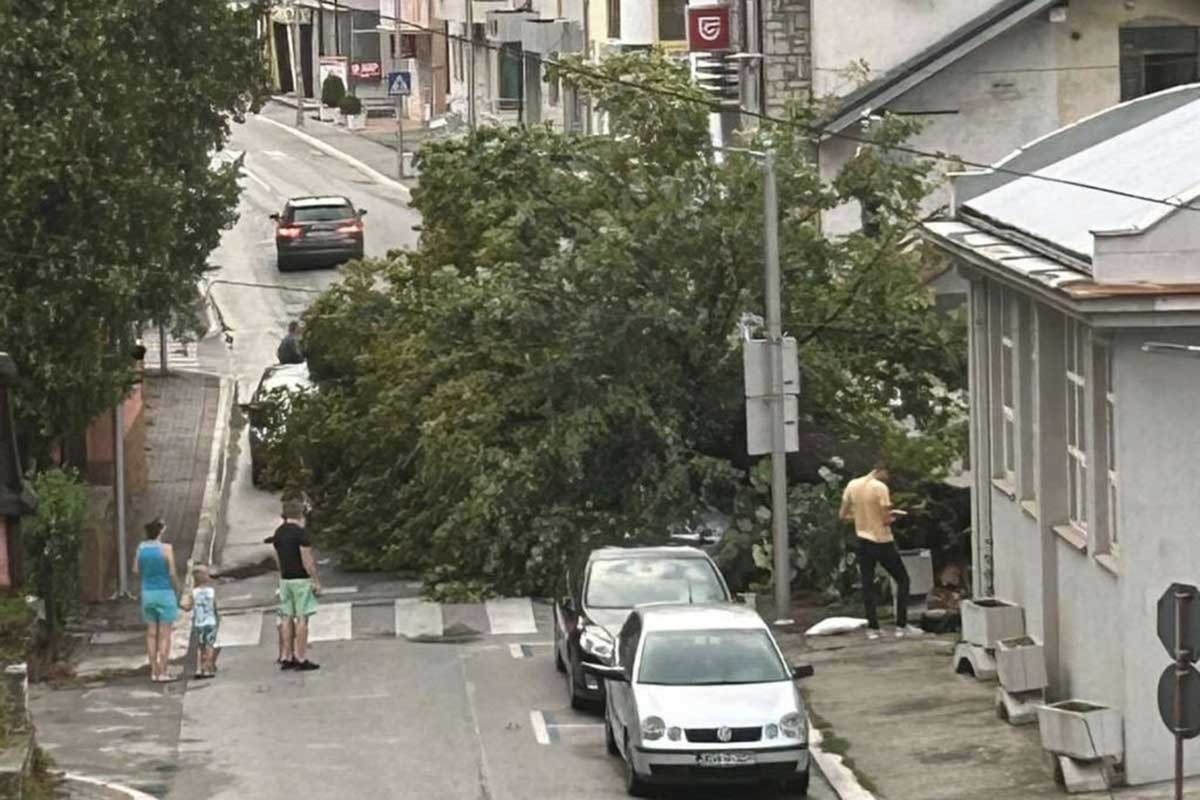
[23,470,86,639]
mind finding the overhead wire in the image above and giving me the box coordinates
[357,8,1200,214]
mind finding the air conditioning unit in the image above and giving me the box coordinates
[486,8,537,41]
[521,19,584,54]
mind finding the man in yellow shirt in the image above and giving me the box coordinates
[839,462,922,640]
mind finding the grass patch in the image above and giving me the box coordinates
[23,746,60,800]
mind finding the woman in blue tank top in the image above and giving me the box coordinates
[133,517,180,682]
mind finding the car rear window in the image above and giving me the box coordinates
[291,205,355,222]
[585,557,727,608]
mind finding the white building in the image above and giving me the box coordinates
[923,84,1200,786]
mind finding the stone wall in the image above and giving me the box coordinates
[762,0,811,117]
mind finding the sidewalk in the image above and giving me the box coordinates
[259,99,422,191]
[777,629,1200,800]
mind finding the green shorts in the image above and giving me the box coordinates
[278,578,319,618]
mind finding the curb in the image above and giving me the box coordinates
[193,375,235,571]
[254,111,412,200]
[808,723,878,800]
[61,772,160,800]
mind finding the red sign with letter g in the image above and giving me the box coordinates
[687,5,731,52]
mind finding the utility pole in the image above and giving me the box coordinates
[466,0,476,131]
[763,150,791,624]
[288,1,305,126]
[114,399,128,596]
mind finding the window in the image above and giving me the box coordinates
[999,292,1016,483]
[658,0,687,41]
[1065,320,1088,532]
[608,0,620,39]
[1119,26,1199,101]
[638,630,789,686]
[1102,345,1118,551]
[584,557,727,608]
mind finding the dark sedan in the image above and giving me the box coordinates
[272,195,366,270]
[553,545,732,710]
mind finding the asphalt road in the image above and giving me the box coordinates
[167,112,835,800]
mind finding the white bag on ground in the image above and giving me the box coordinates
[805,616,868,636]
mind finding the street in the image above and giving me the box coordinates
[153,114,835,800]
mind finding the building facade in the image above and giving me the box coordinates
[924,85,1200,786]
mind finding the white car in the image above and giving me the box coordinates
[588,604,813,797]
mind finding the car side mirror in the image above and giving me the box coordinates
[269,213,280,221]
[791,664,814,680]
[359,209,368,216]
[583,662,627,683]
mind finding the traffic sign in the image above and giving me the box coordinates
[1158,583,1200,661]
[743,337,799,398]
[1158,664,1200,739]
[687,4,731,52]
[387,71,412,97]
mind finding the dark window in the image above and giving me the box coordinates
[547,55,559,107]
[608,0,620,40]
[291,204,355,222]
[658,0,687,41]
[638,630,790,686]
[1119,26,1199,101]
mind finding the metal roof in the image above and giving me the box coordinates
[964,92,1200,259]
[637,604,764,633]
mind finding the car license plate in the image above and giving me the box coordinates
[698,752,754,767]
[309,230,335,238]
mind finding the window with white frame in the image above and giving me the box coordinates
[1065,320,1088,532]
[1103,345,1118,550]
[999,291,1016,483]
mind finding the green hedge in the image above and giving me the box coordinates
[23,469,85,633]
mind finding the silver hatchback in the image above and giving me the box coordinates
[588,604,813,797]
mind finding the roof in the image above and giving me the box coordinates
[962,90,1200,259]
[590,545,708,561]
[258,363,312,396]
[637,604,765,633]
[288,196,353,208]
[825,0,1058,133]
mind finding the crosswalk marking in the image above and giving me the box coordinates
[394,598,443,639]
[307,602,353,643]
[485,598,537,635]
[321,586,359,596]
[142,332,201,372]
[216,613,264,649]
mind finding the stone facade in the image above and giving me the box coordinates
[762,0,811,117]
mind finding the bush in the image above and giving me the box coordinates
[23,469,86,635]
[321,74,346,108]
[338,94,362,116]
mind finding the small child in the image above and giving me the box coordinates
[191,566,219,679]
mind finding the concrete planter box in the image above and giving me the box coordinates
[319,104,337,122]
[898,548,934,595]
[1037,700,1123,761]
[996,636,1048,693]
[345,113,366,131]
[961,598,1024,648]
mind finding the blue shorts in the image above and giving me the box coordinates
[195,624,218,648]
[141,589,179,624]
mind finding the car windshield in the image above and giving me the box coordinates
[292,205,354,222]
[584,557,726,608]
[637,629,789,686]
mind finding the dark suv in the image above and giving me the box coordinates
[271,195,366,270]
[553,546,732,709]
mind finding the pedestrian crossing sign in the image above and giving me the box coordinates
[387,71,412,97]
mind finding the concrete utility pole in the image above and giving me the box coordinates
[762,150,791,624]
[114,400,128,595]
[288,1,306,126]
[466,0,476,131]
[158,322,168,374]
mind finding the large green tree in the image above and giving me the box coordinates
[277,51,965,598]
[0,0,267,456]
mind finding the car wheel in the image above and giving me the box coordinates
[783,769,810,797]
[567,655,586,711]
[604,707,619,756]
[623,732,649,797]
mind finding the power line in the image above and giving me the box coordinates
[358,9,1200,214]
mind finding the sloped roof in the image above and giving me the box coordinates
[962,86,1200,260]
[824,0,1059,134]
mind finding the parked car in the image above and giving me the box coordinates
[553,546,731,710]
[588,604,814,797]
[243,362,312,487]
[271,195,366,271]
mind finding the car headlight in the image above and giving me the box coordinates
[579,625,615,662]
[641,716,666,741]
[779,711,806,739]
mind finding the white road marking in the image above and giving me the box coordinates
[547,723,604,729]
[485,597,537,635]
[263,149,291,160]
[307,601,353,642]
[169,616,192,661]
[509,644,525,659]
[222,593,253,603]
[215,613,264,648]
[394,598,443,639]
[321,586,359,596]
[242,168,274,192]
[530,710,551,745]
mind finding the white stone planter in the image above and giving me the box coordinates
[319,104,336,122]
[1037,700,1123,761]
[961,597,1024,648]
[345,113,366,131]
[996,636,1048,693]
[898,548,934,595]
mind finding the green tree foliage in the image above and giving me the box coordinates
[24,469,87,633]
[0,0,268,457]
[275,51,966,597]
[321,74,347,109]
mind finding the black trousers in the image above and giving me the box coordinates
[858,539,910,629]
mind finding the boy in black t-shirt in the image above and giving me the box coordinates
[265,499,322,671]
